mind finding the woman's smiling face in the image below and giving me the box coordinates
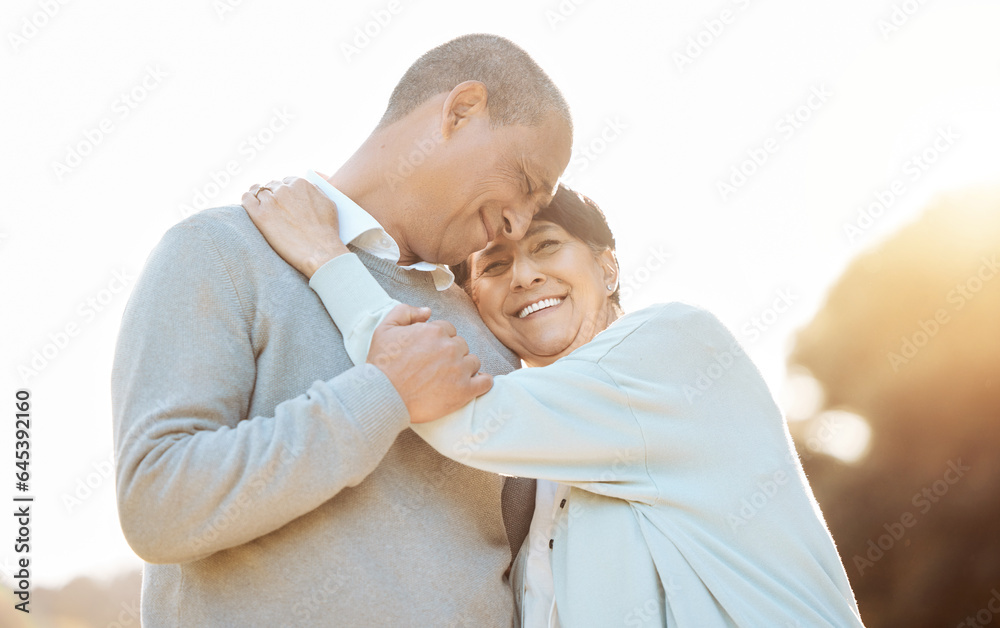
[468,220,618,367]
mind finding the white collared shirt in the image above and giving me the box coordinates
[523,480,569,628]
[304,170,455,291]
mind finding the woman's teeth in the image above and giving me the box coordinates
[518,298,563,319]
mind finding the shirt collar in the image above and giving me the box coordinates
[304,170,455,290]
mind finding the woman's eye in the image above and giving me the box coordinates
[482,261,509,275]
[535,240,560,253]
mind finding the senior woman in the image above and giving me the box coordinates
[243,178,864,627]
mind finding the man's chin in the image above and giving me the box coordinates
[406,244,463,267]
[440,245,483,267]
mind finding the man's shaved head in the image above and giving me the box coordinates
[378,33,572,132]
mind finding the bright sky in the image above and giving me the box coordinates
[2,0,998,588]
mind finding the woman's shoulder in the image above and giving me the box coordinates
[565,303,769,404]
[558,301,744,372]
[603,302,735,346]
[624,301,715,324]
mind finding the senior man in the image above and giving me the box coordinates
[112,33,572,626]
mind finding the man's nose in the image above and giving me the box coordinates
[501,204,534,241]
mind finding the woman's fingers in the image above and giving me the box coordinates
[241,191,260,211]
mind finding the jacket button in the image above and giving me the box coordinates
[559,499,566,509]
[549,539,554,549]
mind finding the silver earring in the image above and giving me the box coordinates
[607,284,615,291]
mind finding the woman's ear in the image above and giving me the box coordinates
[599,248,619,292]
[440,80,489,141]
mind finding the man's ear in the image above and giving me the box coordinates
[440,80,489,140]
[600,248,619,291]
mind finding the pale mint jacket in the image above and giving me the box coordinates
[311,253,865,627]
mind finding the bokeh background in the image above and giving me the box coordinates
[2,0,998,626]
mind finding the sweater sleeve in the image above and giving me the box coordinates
[308,252,400,366]
[112,221,410,565]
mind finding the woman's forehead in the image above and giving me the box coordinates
[473,221,565,262]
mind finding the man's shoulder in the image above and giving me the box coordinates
[156,205,266,263]
[135,205,281,300]
[170,204,258,243]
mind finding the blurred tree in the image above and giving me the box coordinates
[789,185,1000,627]
[0,570,141,628]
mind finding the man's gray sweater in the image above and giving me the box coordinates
[111,205,527,626]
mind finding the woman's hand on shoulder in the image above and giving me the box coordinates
[242,176,349,279]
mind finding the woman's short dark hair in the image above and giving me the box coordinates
[451,184,621,309]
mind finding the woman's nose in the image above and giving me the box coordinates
[510,258,545,290]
